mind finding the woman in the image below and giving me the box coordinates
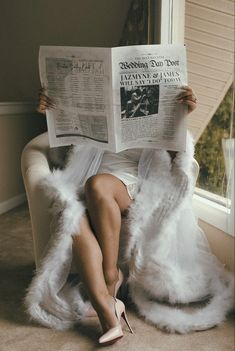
[37,85,197,345]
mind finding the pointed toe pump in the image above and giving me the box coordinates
[98,298,134,346]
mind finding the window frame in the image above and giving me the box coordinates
[193,187,234,236]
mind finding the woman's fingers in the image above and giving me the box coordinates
[37,103,47,114]
[177,94,197,103]
[177,97,197,113]
[177,85,193,93]
[37,89,55,114]
[179,99,197,113]
[176,85,197,113]
[39,92,54,105]
[177,86,196,100]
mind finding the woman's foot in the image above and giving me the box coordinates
[98,297,133,346]
[95,294,119,333]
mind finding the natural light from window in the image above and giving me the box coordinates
[195,85,234,203]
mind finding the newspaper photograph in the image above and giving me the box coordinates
[39,44,187,151]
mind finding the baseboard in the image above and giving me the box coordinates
[0,193,27,215]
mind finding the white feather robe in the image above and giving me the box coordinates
[25,134,234,333]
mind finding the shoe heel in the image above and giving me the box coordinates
[122,310,134,334]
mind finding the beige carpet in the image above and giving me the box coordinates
[0,204,234,351]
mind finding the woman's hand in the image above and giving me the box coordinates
[37,88,55,115]
[176,85,197,114]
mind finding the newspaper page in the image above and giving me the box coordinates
[39,46,116,149]
[111,44,188,152]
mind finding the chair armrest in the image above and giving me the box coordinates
[21,132,52,266]
[21,132,51,179]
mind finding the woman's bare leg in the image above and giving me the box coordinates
[72,215,119,331]
[72,174,131,332]
[85,174,132,296]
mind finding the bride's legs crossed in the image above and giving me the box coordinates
[85,174,132,296]
[72,215,118,331]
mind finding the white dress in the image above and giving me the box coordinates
[97,149,142,199]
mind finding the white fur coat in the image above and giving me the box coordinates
[25,134,234,333]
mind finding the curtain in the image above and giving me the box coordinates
[119,0,154,46]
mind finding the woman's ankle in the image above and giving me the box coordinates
[92,295,118,331]
[104,268,119,296]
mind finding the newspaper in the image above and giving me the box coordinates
[39,44,188,152]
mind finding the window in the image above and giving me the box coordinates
[160,0,234,235]
[194,85,234,236]
[195,85,233,198]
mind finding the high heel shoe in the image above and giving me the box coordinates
[98,297,134,346]
[84,269,124,318]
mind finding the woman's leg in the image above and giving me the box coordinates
[85,174,132,296]
[72,215,119,331]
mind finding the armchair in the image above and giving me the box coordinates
[21,132,199,267]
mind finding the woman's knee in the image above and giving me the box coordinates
[85,174,110,202]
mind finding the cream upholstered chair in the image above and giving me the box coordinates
[21,132,200,267]
[21,132,53,267]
